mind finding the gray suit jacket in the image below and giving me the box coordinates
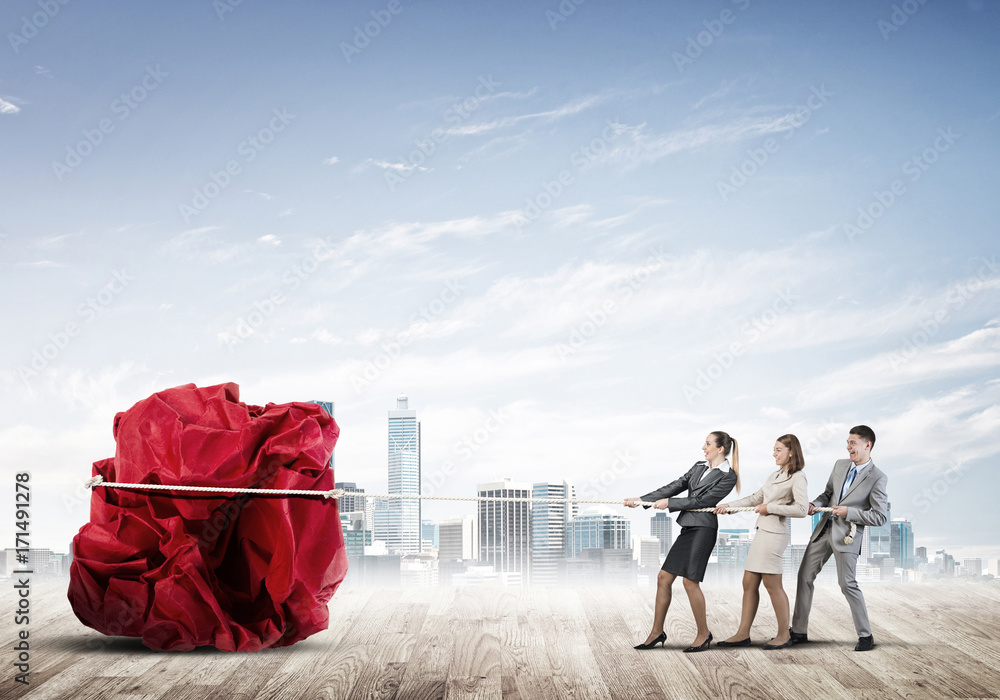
[809,459,888,554]
[642,462,739,528]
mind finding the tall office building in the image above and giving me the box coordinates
[440,516,479,561]
[478,478,531,578]
[650,512,672,556]
[388,394,421,554]
[335,482,368,522]
[868,501,892,562]
[530,480,577,586]
[963,558,983,576]
[422,519,439,548]
[310,400,336,469]
[635,537,661,570]
[566,514,631,558]
[890,519,914,569]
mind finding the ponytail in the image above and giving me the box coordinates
[730,437,741,494]
[710,430,741,494]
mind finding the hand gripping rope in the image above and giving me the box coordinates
[84,476,858,545]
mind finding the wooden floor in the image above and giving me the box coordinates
[3,578,1000,700]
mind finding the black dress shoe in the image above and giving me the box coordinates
[683,632,713,653]
[634,632,666,650]
[855,635,875,652]
[716,637,751,647]
[788,630,809,645]
[762,638,794,650]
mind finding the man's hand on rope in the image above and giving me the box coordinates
[831,505,848,518]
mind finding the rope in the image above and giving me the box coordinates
[84,475,857,543]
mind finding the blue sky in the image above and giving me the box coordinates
[2,0,998,563]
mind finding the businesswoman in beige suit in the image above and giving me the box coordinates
[713,434,808,649]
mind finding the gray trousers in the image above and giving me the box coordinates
[791,530,871,638]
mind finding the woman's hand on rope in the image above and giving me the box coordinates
[754,503,769,515]
[653,498,669,510]
[623,498,641,508]
[713,504,729,514]
[807,503,817,515]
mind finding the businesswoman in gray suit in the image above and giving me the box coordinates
[713,434,808,649]
[624,431,740,652]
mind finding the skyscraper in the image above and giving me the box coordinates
[388,394,421,554]
[650,512,672,556]
[478,478,530,580]
[530,480,577,585]
[868,501,892,561]
[439,516,479,561]
[890,518,914,569]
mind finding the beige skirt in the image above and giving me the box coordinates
[744,527,787,574]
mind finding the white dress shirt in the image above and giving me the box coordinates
[700,458,730,481]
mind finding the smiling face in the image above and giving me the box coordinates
[847,433,873,465]
[773,440,790,468]
[703,434,725,464]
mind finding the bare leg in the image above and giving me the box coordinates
[762,573,791,645]
[683,577,710,646]
[642,570,676,645]
[725,570,761,642]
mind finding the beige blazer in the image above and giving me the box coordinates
[727,469,808,534]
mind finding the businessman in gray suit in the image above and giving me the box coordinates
[790,425,888,651]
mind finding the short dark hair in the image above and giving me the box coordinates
[849,425,876,450]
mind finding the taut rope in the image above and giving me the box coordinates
[84,475,857,544]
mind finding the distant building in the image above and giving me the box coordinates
[340,511,373,558]
[4,548,66,576]
[388,394,421,554]
[478,478,531,580]
[422,519,439,548]
[310,400,335,469]
[439,516,479,561]
[566,514,630,559]
[890,519,914,569]
[915,546,928,568]
[868,501,892,559]
[530,480,577,586]
[634,537,661,571]
[650,512,672,556]
[963,558,983,576]
[335,482,367,520]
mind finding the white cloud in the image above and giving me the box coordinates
[0,98,21,115]
[323,156,340,165]
[258,234,281,246]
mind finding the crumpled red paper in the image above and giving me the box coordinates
[68,382,347,652]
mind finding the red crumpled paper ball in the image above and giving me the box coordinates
[68,382,347,651]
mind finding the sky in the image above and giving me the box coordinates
[1,0,998,564]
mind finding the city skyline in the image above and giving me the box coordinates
[3,2,998,567]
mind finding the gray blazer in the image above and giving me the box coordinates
[809,459,888,554]
[642,462,739,528]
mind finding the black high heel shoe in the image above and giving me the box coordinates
[633,632,666,650]
[716,636,751,647]
[683,632,713,653]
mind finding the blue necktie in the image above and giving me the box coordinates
[840,464,858,500]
